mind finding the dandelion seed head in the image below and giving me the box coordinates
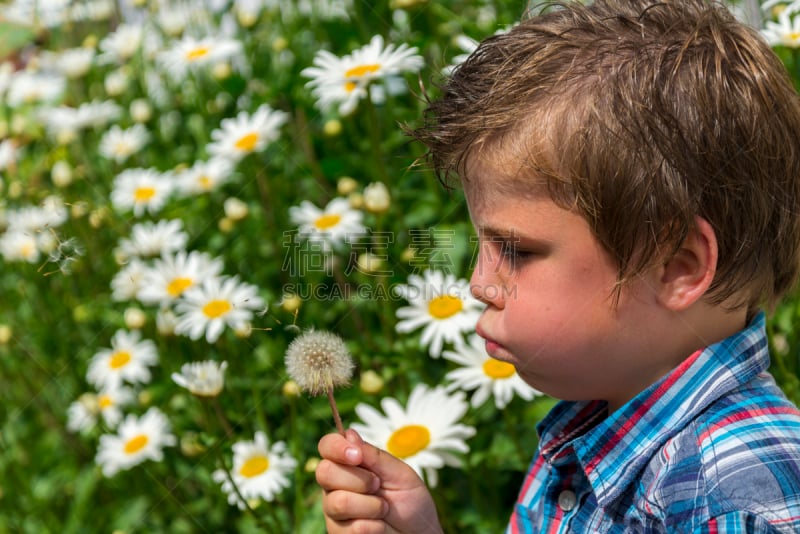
[284,330,354,396]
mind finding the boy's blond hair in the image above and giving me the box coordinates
[413,0,800,310]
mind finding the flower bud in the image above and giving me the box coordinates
[337,176,358,195]
[362,182,391,213]
[359,370,384,394]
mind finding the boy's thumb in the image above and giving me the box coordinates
[344,429,424,489]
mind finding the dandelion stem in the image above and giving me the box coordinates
[327,387,345,436]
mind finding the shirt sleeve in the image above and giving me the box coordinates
[693,511,783,534]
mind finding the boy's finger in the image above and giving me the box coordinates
[318,430,364,465]
[322,489,388,521]
[315,458,381,494]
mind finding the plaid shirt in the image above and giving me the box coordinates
[508,313,800,533]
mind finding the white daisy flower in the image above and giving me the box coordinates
[0,230,40,263]
[116,219,189,260]
[111,168,174,217]
[176,158,234,196]
[5,196,68,232]
[104,67,130,97]
[111,258,149,302]
[394,270,484,358]
[156,307,180,336]
[40,100,122,138]
[86,329,158,390]
[289,197,366,251]
[442,34,479,75]
[98,23,144,64]
[78,100,124,127]
[1,0,71,27]
[138,250,224,305]
[301,50,365,116]
[761,0,800,15]
[66,387,136,433]
[443,333,540,409]
[206,104,289,161]
[94,387,136,427]
[54,47,96,78]
[174,276,265,343]
[95,407,176,477]
[302,34,424,115]
[154,2,192,36]
[70,0,114,22]
[0,139,16,172]
[172,360,228,397]
[99,124,150,164]
[6,71,66,108]
[67,393,99,434]
[158,35,243,80]
[0,62,12,97]
[762,11,800,47]
[212,431,297,509]
[294,0,351,20]
[352,384,476,487]
[233,0,266,24]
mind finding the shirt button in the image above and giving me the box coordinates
[558,489,577,512]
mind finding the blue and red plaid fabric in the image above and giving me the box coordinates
[508,313,800,533]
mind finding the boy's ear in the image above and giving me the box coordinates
[656,216,718,311]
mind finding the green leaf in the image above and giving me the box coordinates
[0,21,38,58]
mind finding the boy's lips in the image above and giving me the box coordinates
[476,325,510,360]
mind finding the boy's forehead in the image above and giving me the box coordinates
[462,142,554,207]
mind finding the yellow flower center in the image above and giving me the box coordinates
[239,455,269,478]
[109,350,131,369]
[482,359,516,379]
[203,299,232,318]
[167,277,194,297]
[124,434,149,455]
[314,213,341,230]
[20,241,36,259]
[134,187,156,202]
[345,63,381,79]
[427,295,463,319]
[98,394,113,409]
[114,141,132,155]
[343,64,380,93]
[197,175,212,190]
[387,425,430,459]
[787,32,800,44]
[186,46,210,61]
[234,132,259,151]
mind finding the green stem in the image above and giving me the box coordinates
[288,396,305,528]
[362,93,391,184]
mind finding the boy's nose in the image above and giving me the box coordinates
[469,256,505,308]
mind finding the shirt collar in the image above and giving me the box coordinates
[535,312,770,508]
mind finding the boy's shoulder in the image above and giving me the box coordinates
[641,374,800,531]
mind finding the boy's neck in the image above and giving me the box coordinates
[605,302,748,414]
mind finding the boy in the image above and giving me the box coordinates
[315,0,800,532]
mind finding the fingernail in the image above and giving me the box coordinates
[345,429,362,444]
[344,447,360,463]
[380,499,389,518]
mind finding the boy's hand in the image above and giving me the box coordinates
[316,428,444,534]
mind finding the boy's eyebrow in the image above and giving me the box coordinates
[476,225,542,245]
[476,225,523,239]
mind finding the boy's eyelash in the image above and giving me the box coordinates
[499,241,533,259]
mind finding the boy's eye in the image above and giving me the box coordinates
[499,241,534,261]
